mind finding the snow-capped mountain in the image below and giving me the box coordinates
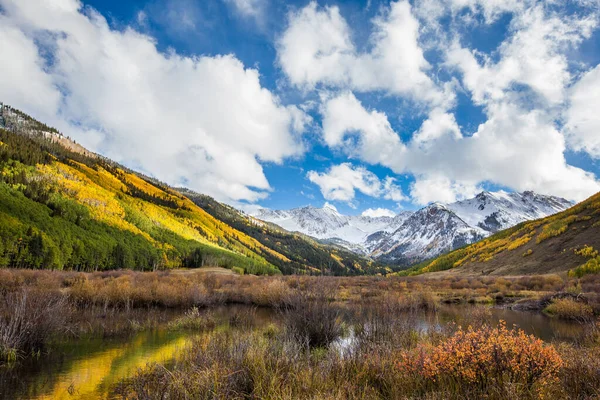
[447,191,573,233]
[253,202,412,248]
[369,203,487,264]
[253,191,573,265]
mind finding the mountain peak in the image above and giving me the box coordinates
[253,190,572,265]
[323,202,339,213]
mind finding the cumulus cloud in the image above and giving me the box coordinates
[0,0,308,203]
[320,92,406,168]
[412,108,461,147]
[361,208,396,218]
[382,177,408,202]
[410,176,481,205]
[318,92,600,204]
[277,1,451,107]
[446,5,596,106]
[311,2,600,205]
[565,64,600,158]
[307,163,406,203]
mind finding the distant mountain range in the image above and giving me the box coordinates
[253,191,573,265]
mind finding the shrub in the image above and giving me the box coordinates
[397,322,563,396]
[557,343,600,399]
[575,245,599,259]
[544,298,594,322]
[536,215,578,243]
[282,284,343,348]
[167,307,216,331]
[569,257,600,278]
[231,266,244,275]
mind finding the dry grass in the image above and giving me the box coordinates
[0,268,597,313]
[0,289,69,362]
[113,318,582,400]
[0,268,598,398]
[544,298,594,322]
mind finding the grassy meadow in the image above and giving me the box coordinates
[0,269,599,399]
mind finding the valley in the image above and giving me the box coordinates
[0,104,599,400]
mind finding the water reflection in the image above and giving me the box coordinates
[1,329,193,400]
[0,304,587,400]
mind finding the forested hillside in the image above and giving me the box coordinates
[0,105,379,275]
[183,190,388,275]
[399,191,600,276]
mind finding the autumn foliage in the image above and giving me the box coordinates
[397,322,563,395]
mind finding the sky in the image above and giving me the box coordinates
[1,0,600,217]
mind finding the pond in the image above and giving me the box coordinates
[0,304,587,400]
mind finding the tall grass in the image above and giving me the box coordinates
[0,289,69,362]
[544,298,594,322]
[114,320,569,400]
[280,282,343,348]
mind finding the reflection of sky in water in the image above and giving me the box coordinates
[2,304,586,399]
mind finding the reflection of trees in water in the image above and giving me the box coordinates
[3,304,585,400]
[2,327,191,400]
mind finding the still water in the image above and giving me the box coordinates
[0,305,586,400]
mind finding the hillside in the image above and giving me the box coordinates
[0,105,377,275]
[181,190,387,275]
[400,191,600,276]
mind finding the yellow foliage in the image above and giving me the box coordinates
[507,233,533,250]
[574,245,598,259]
[37,162,151,240]
[36,160,290,267]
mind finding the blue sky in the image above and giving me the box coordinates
[1,0,600,216]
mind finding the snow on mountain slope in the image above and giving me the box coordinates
[253,191,572,264]
[253,203,412,246]
[446,191,573,233]
[370,203,487,263]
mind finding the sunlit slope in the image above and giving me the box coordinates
[0,111,286,274]
[0,105,381,275]
[400,192,600,276]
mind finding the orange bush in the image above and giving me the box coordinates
[397,321,563,392]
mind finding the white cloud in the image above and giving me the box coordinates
[277,1,451,107]
[448,0,524,23]
[361,208,396,218]
[307,163,406,204]
[409,102,600,203]
[382,177,408,202]
[410,175,481,205]
[0,15,61,122]
[307,163,381,202]
[0,0,308,203]
[320,91,406,168]
[318,92,600,204]
[446,5,596,106]
[565,64,600,158]
[412,107,461,146]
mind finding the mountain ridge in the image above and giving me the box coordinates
[400,191,600,276]
[253,191,573,265]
